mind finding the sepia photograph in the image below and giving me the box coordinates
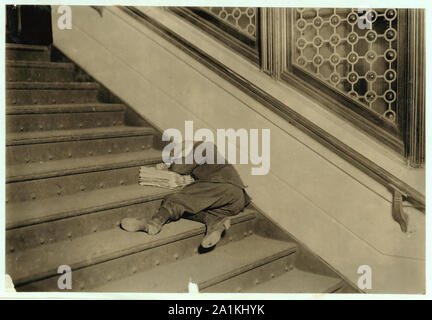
[2,2,427,298]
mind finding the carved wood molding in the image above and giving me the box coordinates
[260,8,282,78]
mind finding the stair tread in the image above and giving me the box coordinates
[6,60,74,69]
[7,210,257,285]
[7,82,99,90]
[6,43,50,51]
[6,184,172,229]
[7,126,155,145]
[245,269,343,293]
[6,148,162,183]
[93,235,296,292]
[6,103,125,115]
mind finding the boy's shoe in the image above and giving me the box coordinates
[121,217,163,235]
[201,217,231,248]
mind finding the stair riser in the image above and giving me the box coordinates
[202,253,297,293]
[14,219,256,291]
[7,135,154,165]
[7,112,125,133]
[7,49,50,62]
[6,166,151,203]
[7,89,99,105]
[7,200,164,252]
[7,66,75,82]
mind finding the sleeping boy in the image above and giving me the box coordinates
[121,141,251,248]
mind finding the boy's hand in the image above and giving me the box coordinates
[156,162,171,170]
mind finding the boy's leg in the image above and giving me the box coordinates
[173,183,246,247]
[121,207,171,234]
[121,183,216,233]
[200,198,246,248]
[121,182,246,241]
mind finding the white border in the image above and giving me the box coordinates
[0,0,430,300]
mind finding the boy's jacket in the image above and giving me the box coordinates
[169,141,246,189]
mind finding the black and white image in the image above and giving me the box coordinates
[3,4,426,295]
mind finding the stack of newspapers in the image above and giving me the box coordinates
[139,166,195,190]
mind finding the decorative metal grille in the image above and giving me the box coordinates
[201,7,257,39]
[292,8,399,124]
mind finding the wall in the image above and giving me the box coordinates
[52,6,425,293]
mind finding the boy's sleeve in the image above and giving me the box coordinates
[169,161,198,175]
[169,142,199,175]
[169,141,221,175]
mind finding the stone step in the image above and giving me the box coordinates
[4,41,347,295]
[9,210,257,291]
[6,43,51,62]
[6,148,161,183]
[6,185,171,251]
[6,126,155,165]
[6,103,125,114]
[6,103,126,133]
[6,82,100,105]
[6,183,170,229]
[92,235,297,293]
[6,60,75,82]
[244,268,344,293]
[6,150,162,203]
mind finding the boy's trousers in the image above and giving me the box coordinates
[160,182,249,223]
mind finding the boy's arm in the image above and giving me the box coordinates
[169,161,198,175]
[168,140,220,175]
[157,159,195,174]
[169,143,199,175]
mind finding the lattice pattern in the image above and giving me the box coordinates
[202,7,257,39]
[292,8,398,123]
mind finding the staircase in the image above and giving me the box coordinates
[5,43,354,293]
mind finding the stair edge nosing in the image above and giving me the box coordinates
[6,43,50,51]
[6,103,125,115]
[6,154,162,183]
[327,279,346,293]
[199,246,297,291]
[10,211,257,286]
[7,127,155,146]
[6,190,171,230]
[6,60,75,69]
[7,82,99,90]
